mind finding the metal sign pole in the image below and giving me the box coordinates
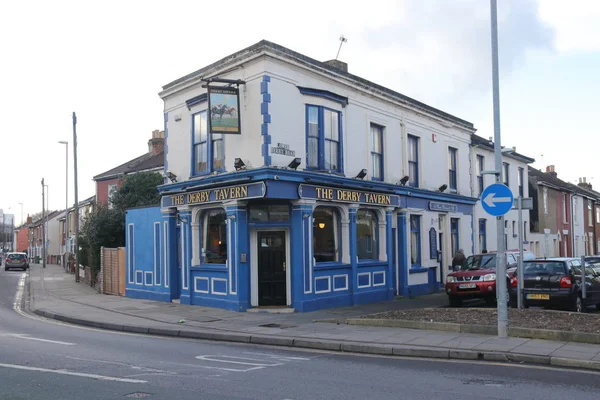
[517,197,524,309]
[581,255,586,302]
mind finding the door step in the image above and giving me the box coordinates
[247,306,295,314]
[171,299,181,304]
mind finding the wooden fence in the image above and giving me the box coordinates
[101,247,126,296]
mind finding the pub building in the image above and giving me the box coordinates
[124,40,478,312]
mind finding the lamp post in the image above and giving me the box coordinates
[72,112,80,283]
[59,140,69,272]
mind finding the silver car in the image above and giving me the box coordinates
[4,252,28,271]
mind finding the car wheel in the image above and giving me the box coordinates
[449,295,462,307]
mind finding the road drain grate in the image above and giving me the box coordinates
[124,392,152,398]
[258,323,296,329]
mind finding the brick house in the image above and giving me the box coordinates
[93,130,165,206]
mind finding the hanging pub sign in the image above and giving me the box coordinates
[208,86,241,134]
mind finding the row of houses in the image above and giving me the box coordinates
[13,131,166,263]
[120,40,599,313]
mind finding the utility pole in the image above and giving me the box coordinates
[59,141,69,272]
[73,112,80,282]
[490,0,507,337]
[42,179,46,269]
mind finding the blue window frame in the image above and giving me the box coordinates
[410,215,421,266]
[408,135,419,187]
[448,147,458,190]
[477,155,484,195]
[503,162,510,186]
[356,209,378,260]
[518,167,524,197]
[479,219,487,252]
[192,110,224,176]
[306,105,343,173]
[370,123,384,181]
[450,218,459,256]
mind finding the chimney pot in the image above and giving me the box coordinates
[148,130,165,155]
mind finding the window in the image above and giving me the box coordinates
[588,201,593,227]
[202,209,227,264]
[512,221,516,237]
[356,209,378,260]
[408,135,419,187]
[596,207,600,224]
[574,197,578,224]
[313,207,340,263]
[518,167,524,197]
[524,222,527,241]
[108,184,118,209]
[370,124,384,181]
[306,105,342,172]
[410,215,421,266]
[563,193,568,222]
[192,111,224,175]
[249,205,289,222]
[503,162,509,186]
[476,155,484,195]
[479,219,487,252]
[448,147,458,190]
[543,187,549,214]
[450,218,459,256]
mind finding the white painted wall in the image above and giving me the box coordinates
[471,146,531,254]
[46,212,64,256]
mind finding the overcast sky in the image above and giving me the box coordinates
[1,0,598,225]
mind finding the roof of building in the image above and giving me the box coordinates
[471,134,535,164]
[528,166,600,200]
[93,151,164,181]
[161,39,475,131]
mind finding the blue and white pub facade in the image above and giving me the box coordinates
[126,40,478,312]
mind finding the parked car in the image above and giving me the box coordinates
[585,256,600,275]
[445,250,536,307]
[4,252,29,271]
[509,257,600,312]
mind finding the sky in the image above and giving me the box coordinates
[1,0,598,226]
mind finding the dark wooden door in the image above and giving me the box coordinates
[258,231,286,306]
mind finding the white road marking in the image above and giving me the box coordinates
[242,351,311,361]
[195,355,282,367]
[0,362,147,383]
[12,273,26,313]
[61,355,176,375]
[0,333,76,346]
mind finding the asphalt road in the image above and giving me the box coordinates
[2,269,600,400]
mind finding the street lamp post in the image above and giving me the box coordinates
[59,141,69,272]
[72,112,80,283]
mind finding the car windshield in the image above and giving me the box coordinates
[465,254,496,270]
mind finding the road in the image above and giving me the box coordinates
[2,268,600,399]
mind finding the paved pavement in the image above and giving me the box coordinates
[27,263,600,371]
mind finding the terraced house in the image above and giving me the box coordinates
[125,40,494,312]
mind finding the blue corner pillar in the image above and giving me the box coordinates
[225,201,250,311]
[385,207,395,300]
[179,209,192,304]
[348,204,359,305]
[397,211,409,297]
[291,200,315,312]
[163,208,179,301]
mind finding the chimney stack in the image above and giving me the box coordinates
[545,165,557,178]
[324,59,348,73]
[148,130,165,155]
[578,177,593,190]
[26,216,32,224]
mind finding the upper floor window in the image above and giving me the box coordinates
[562,192,567,222]
[574,197,578,224]
[476,155,484,195]
[192,110,224,175]
[370,124,384,181]
[306,105,342,173]
[588,200,593,227]
[407,135,419,187]
[202,209,227,264]
[108,183,117,209]
[313,207,340,263]
[503,162,509,186]
[448,147,458,190]
[596,207,600,224]
[518,167,524,197]
[543,187,548,214]
[356,209,378,260]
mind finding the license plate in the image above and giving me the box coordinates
[459,283,477,289]
[527,293,550,300]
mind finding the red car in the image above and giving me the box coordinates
[445,250,535,307]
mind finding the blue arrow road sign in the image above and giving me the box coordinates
[481,183,514,217]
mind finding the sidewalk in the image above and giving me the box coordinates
[26,264,600,371]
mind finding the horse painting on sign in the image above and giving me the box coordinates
[209,89,240,133]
